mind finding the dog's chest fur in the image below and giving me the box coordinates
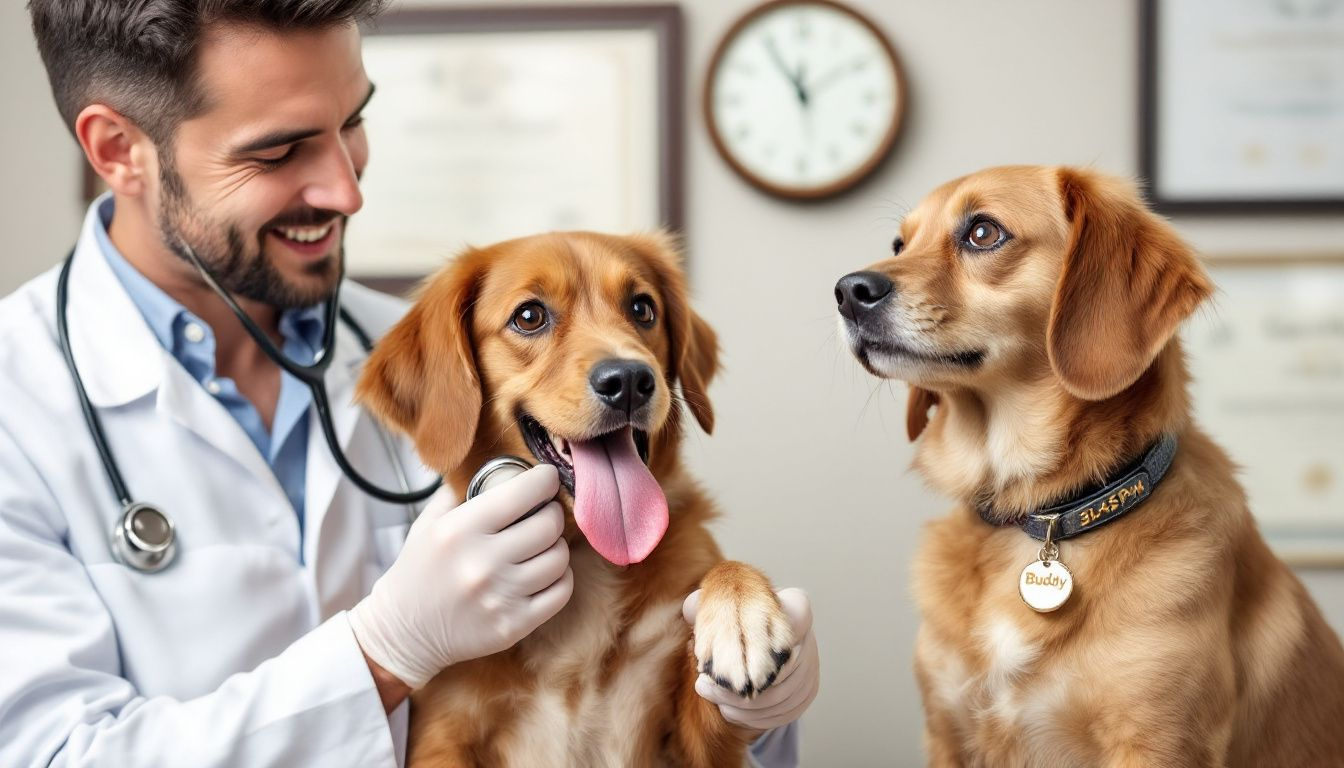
[408,546,691,767]
[911,518,1095,766]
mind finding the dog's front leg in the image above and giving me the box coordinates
[672,561,794,768]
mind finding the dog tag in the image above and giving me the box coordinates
[1019,558,1073,613]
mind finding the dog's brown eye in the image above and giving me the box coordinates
[512,302,548,334]
[892,237,905,256]
[965,218,1007,250]
[630,295,656,327]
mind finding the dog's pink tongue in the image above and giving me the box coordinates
[569,427,668,566]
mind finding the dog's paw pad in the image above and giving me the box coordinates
[693,579,794,699]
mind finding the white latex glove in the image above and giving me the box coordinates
[349,464,573,689]
[682,587,820,732]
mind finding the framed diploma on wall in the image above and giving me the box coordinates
[1139,0,1344,214]
[346,5,683,293]
[1183,256,1344,565]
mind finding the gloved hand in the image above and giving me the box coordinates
[349,464,573,689]
[682,587,820,733]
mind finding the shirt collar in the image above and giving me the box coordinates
[95,196,185,353]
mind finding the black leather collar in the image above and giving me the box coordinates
[978,434,1178,542]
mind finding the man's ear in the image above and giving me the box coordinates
[906,386,939,441]
[75,104,151,198]
[355,261,483,473]
[1048,169,1213,400]
[633,231,719,434]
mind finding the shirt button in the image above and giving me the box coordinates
[184,323,206,344]
[205,379,222,395]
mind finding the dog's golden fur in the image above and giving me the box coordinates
[357,231,791,767]
[839,165,1344,766]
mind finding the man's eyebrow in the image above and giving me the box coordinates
[230,83,377,156]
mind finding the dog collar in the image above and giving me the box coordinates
[980,433,1178,541]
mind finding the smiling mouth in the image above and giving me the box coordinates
[518,414,650,496]
[266,219,340,257]
[856,338,985,369]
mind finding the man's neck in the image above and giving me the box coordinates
[107,196,283,365]
[107,195,284,429]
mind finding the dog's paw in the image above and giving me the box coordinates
[692,561,795,699]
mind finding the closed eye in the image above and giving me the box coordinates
[254,146,298,170]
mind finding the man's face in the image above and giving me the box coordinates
[156,22,372,309]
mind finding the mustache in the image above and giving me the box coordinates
[262,208,343,230]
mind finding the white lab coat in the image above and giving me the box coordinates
[0,201,437,766]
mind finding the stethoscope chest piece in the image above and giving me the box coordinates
[110,502,176,573]
[466,456,535,500]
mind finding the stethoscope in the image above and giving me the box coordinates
[57,243,443,572]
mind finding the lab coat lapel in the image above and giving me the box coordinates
[154,361,290,511]
[64,201,164,408]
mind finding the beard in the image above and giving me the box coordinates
[155,161,344,310]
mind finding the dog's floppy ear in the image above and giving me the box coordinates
[677,309,719,434]
[906,386,939,442]
[634,232,719,434]
[355,259,483,473]
[1048,169,1212,401]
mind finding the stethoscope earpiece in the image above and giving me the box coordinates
[110,502,176,573]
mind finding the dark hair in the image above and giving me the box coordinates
[28,0,386,143]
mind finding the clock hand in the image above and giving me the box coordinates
[807,55,871,96]
[765,37,809,106]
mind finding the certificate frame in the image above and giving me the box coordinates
[350,4,684,295]
[1138,0,1344,215]
[1183,254,1344,567]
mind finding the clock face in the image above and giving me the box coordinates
[705,0,904,199]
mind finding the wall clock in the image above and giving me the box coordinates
[704,0,906,200]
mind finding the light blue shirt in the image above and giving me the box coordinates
[94,197,322,557]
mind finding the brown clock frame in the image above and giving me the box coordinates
[703,0,906,201]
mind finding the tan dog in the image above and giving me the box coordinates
[357,232,793,767]
[835,166,1344,766]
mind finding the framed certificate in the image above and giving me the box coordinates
[1139,0,1344,213]
[347,5,684,293]
[1183,256,1344,565]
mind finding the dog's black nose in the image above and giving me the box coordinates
[589,359,656,415]
[835,271,894,321]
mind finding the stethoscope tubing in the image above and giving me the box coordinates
[57,253,134,509]
[174,242,442,505]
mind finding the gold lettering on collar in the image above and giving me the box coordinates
[1078,478,1147,528]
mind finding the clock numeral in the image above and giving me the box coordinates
[720,92,744,109]
[863,89,880,105]
[796,155,809,177]
[734,125,752,142]
[851,121,869,137]
[827,144,843,163]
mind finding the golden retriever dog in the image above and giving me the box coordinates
[356,232,793,766]
[835,165,1344,766]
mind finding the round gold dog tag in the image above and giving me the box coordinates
[1019,559,1073,613]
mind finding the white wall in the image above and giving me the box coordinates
[3,2,1341,766]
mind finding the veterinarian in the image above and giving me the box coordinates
[0,1,819,765]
